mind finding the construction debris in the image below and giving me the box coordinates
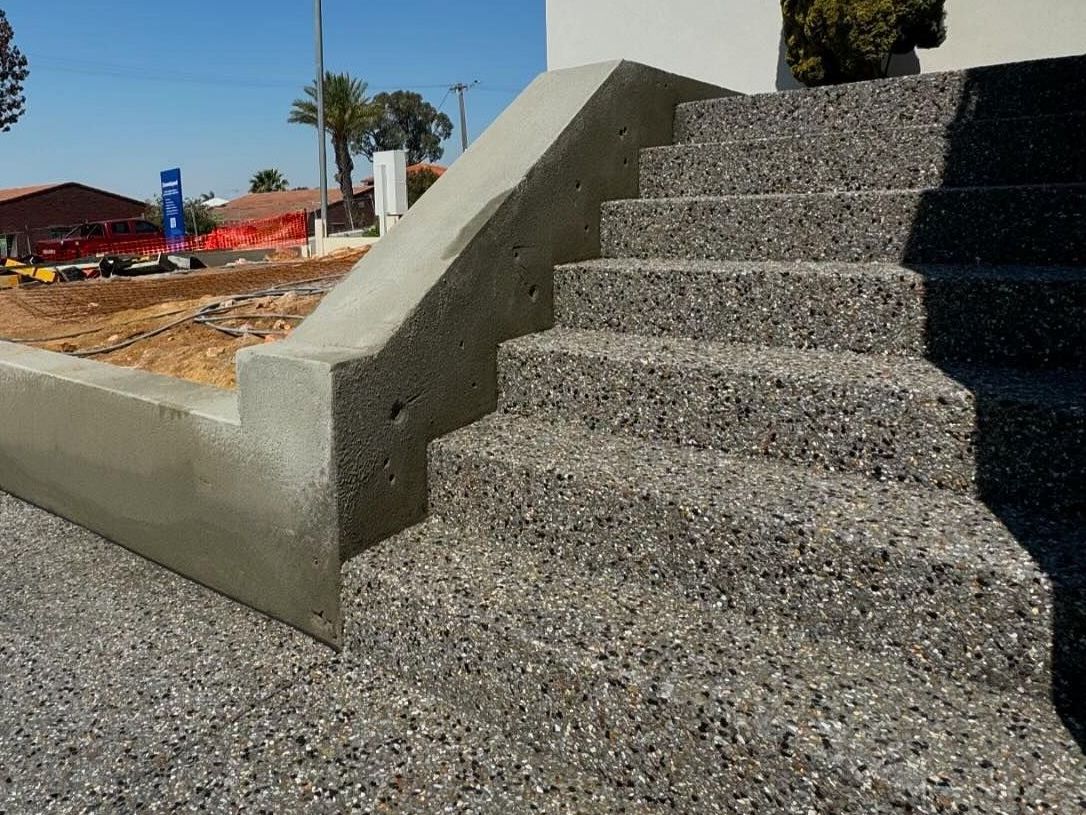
[0,253,368,388]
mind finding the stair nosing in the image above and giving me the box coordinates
[554,258,1086,282]
[346,512,1086,796]
[434,412,1080,584]
[501,326,1086,410]
[603,181,1086,205]
[657,110,1086,151]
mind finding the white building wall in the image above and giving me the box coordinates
[546,0,1086,94]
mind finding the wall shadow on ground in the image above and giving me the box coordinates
[902,62,1085,752]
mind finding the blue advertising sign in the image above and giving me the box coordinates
[160,168,185,239]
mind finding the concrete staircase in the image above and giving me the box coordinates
[347,55,1086,811]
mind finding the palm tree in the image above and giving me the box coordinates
[249,169,289,194]
[289,72,378,229]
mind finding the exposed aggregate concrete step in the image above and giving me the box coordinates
[0,492,656,814]
[601,186,1086,265]
[428,414,1086,694]
[554,259,1086,368]
[497,328,1086,511]
[344,517,1086,814]
[643,113,1086,197]
[138,666,654,815]
[675,54,1086,143]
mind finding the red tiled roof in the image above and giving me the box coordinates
[218,164,448,224]
[216,185,373,223]
[360,163,447,186]
[0,182,145,207]
[0,184,64,204]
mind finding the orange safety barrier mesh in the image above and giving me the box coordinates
[200,212,309,251]
[79,212,309,258]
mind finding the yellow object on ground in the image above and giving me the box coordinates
[1,258,61,284]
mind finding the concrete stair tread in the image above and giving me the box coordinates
[434,412,1081,586]
[345,514,1086,810]
[662,110,1086,150]
[552,260,1086,368]
[431,413,1086,694]
[643,112,1086,197]
[610,182,1086,204]
[674,54,1086,143]
[503,327,1086,411]
[498,328,1086,503]
[600,185,1086,265]
[557,257,1086,284]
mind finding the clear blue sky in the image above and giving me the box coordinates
[1,1,547,201]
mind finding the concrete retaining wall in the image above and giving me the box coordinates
[546,0,1086,93]
[0,61,725,644]
[0,343,342,643]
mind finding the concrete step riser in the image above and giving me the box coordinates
[497,342,1086,512]
[601,187,1086,265]
[555,262,1086,368]
[644,114,1086,197]
[428,440,1083,694]
[676,54,1086,143]
[344,522,1086,812]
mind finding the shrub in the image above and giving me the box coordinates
[782,0,947,86]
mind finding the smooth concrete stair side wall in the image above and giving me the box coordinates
[261,61,725,564]
[0,61,726,645]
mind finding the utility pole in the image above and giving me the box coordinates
[450,81,478,153]
[314,0,329,240]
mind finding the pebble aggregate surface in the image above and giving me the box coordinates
[554,259,1086,368]
[673,54,1086,143]
[429,414,1086,693]
[601,186,1086,266]
[497,327,1086,509]
[644,113,1086,198]
[0,494,654,814]
[4,52,1086,815]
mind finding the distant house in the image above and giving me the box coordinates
[215,164,447,235]
[215,187,372,235]
[0,182,146,257]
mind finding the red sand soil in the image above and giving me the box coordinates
[0,248,367,389]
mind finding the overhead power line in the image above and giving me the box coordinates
[26,54,465,93]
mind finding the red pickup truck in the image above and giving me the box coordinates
[35,218,164,262]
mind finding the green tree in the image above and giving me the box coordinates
[354,91,453,164]
[1,9,29,133]
[249,168,290,194]
[407,167,442,207]
[289,72,379,229]
[781,0,947,86]
[144,196,220,237]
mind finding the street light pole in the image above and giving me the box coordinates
[315,0,329,240]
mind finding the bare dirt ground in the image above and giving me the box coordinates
[0,249,367,389]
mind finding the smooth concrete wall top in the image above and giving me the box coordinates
[546,0,1086,93]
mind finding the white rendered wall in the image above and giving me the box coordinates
[546,0,1086,93]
